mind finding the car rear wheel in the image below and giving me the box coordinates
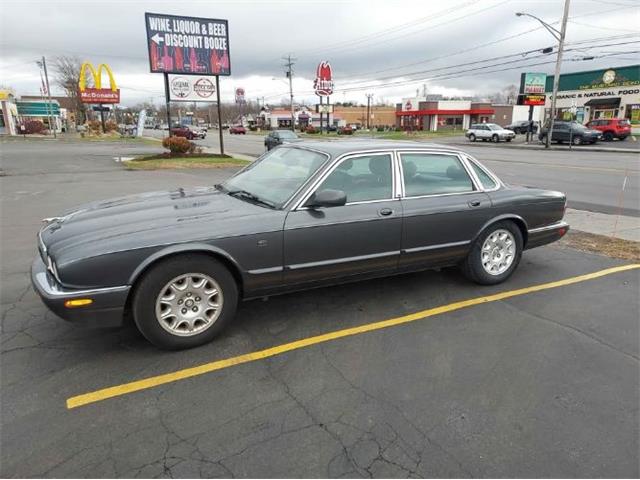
[603,132,614,141]
[132,254,238,350]
[469,133,476,142]
[491,134,499,143]
[461,221,523,285]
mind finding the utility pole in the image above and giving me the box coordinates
[283,55,296,132]
[366,93,374,130]
[38,57,57,138]
[547,0,570,148]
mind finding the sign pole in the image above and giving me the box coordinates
[99,104,107,133]
[526,105,534,143]
[163,73,172,136]
[319,96,323,134]
[216,75,224,156]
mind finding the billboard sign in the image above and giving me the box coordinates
[235,87,245,103]
[145,12,231,75]
[518,93,546,106]
[78,62,120,104]
[313,61,334,96]
[168,74,217,102]
[520,72,547,94]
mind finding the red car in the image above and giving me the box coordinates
[170,126,196,140]
[229,125,246,134]
[585,118,631,141]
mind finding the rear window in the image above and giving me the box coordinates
[468,160,498,190]
[619,119,631,126]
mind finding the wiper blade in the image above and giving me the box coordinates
[228,189,276,209]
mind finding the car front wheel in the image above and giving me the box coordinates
[572,136,582,145]
[133,254,238,350]
[461,221,523,285]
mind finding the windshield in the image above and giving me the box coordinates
[278,130,298,139]
[222,147,327,208]
[487,124,502,131]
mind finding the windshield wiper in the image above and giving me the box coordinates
[227,189,277,209]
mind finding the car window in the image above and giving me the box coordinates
[315,154,393,203]
[401,153,475,197]
[468,160,497,190]
[554,123,568,130]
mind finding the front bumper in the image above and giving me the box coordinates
[526,221,570,250]
[31,256,130,327]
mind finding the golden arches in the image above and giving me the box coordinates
[78,62,118,92]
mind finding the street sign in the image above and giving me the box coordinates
[91,106,111,112]
[145,12,231,75]
[316,104,334,114]
[520,72,547,94]
[168,74,217,102]
[313,61,334,96]
[518,94,546,106]
[235,87,245,104]
[78,63,120,104]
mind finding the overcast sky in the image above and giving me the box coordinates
[1,0,638,107]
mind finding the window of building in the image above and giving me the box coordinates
[316,154,393,203]
[401,153,474,197]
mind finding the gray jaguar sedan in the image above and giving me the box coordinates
[32,141,569,349]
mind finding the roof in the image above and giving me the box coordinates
[284,139,466,157]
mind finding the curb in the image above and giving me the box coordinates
[443,140,639,154]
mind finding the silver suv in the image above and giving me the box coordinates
[466,123,515,143]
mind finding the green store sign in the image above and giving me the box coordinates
[545,65,640,92]
[16,101,61,116]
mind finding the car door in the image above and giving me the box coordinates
[283,152,402,285]
[398,151,494,269]
[553,123,569,142]
[479,125,490,139]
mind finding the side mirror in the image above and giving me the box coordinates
[306,189,347,208]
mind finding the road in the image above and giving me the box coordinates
[150,130,639,217]
[1,140,638,477]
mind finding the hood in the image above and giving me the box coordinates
[40,186,283,267]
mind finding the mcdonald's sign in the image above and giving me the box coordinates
[78,62,120,104]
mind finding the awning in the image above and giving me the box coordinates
[584,97,621,108]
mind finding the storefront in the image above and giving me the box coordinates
[544,65,640,125]
[16,100,63,132]
[395,99,494,131]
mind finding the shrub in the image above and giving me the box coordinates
[87,120,102,134]
[104,120,118,132]
[23,120,45,134]
[305,125,317,134]
[162,136,193,154]
[249,125,257,131]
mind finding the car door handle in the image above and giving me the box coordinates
[379,208,393,216]
[468,200,481,207]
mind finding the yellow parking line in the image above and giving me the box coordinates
[66,264,640,409]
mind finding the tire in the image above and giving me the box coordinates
[492,134,499,143]
[461,221,523,285]
[469,133,476,142]
[132,254,238,350]
[572,136,582,146]
[506,138,512,142]
[603,132,614,141]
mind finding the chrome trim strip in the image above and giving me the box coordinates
[247,266,284,275]
[402,240,470,254]
[528,221,569,234]
[293,151,397,210]
[285,214,397,231]
[286,250,400,271]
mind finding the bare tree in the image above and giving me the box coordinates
[52,56,87,123]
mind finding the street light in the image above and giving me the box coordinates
[516,1,571,149]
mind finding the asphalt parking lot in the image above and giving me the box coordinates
[1,140,639,478]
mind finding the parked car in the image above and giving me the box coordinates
[188,126,207,139]
[505,120,538,135]
[466,123,516,142]
[170,126,196,140]
[585,118,631,141]
[538,121,602,145]
[32,142,568,349]
[264,129,302,150]
[229,125,246,134]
